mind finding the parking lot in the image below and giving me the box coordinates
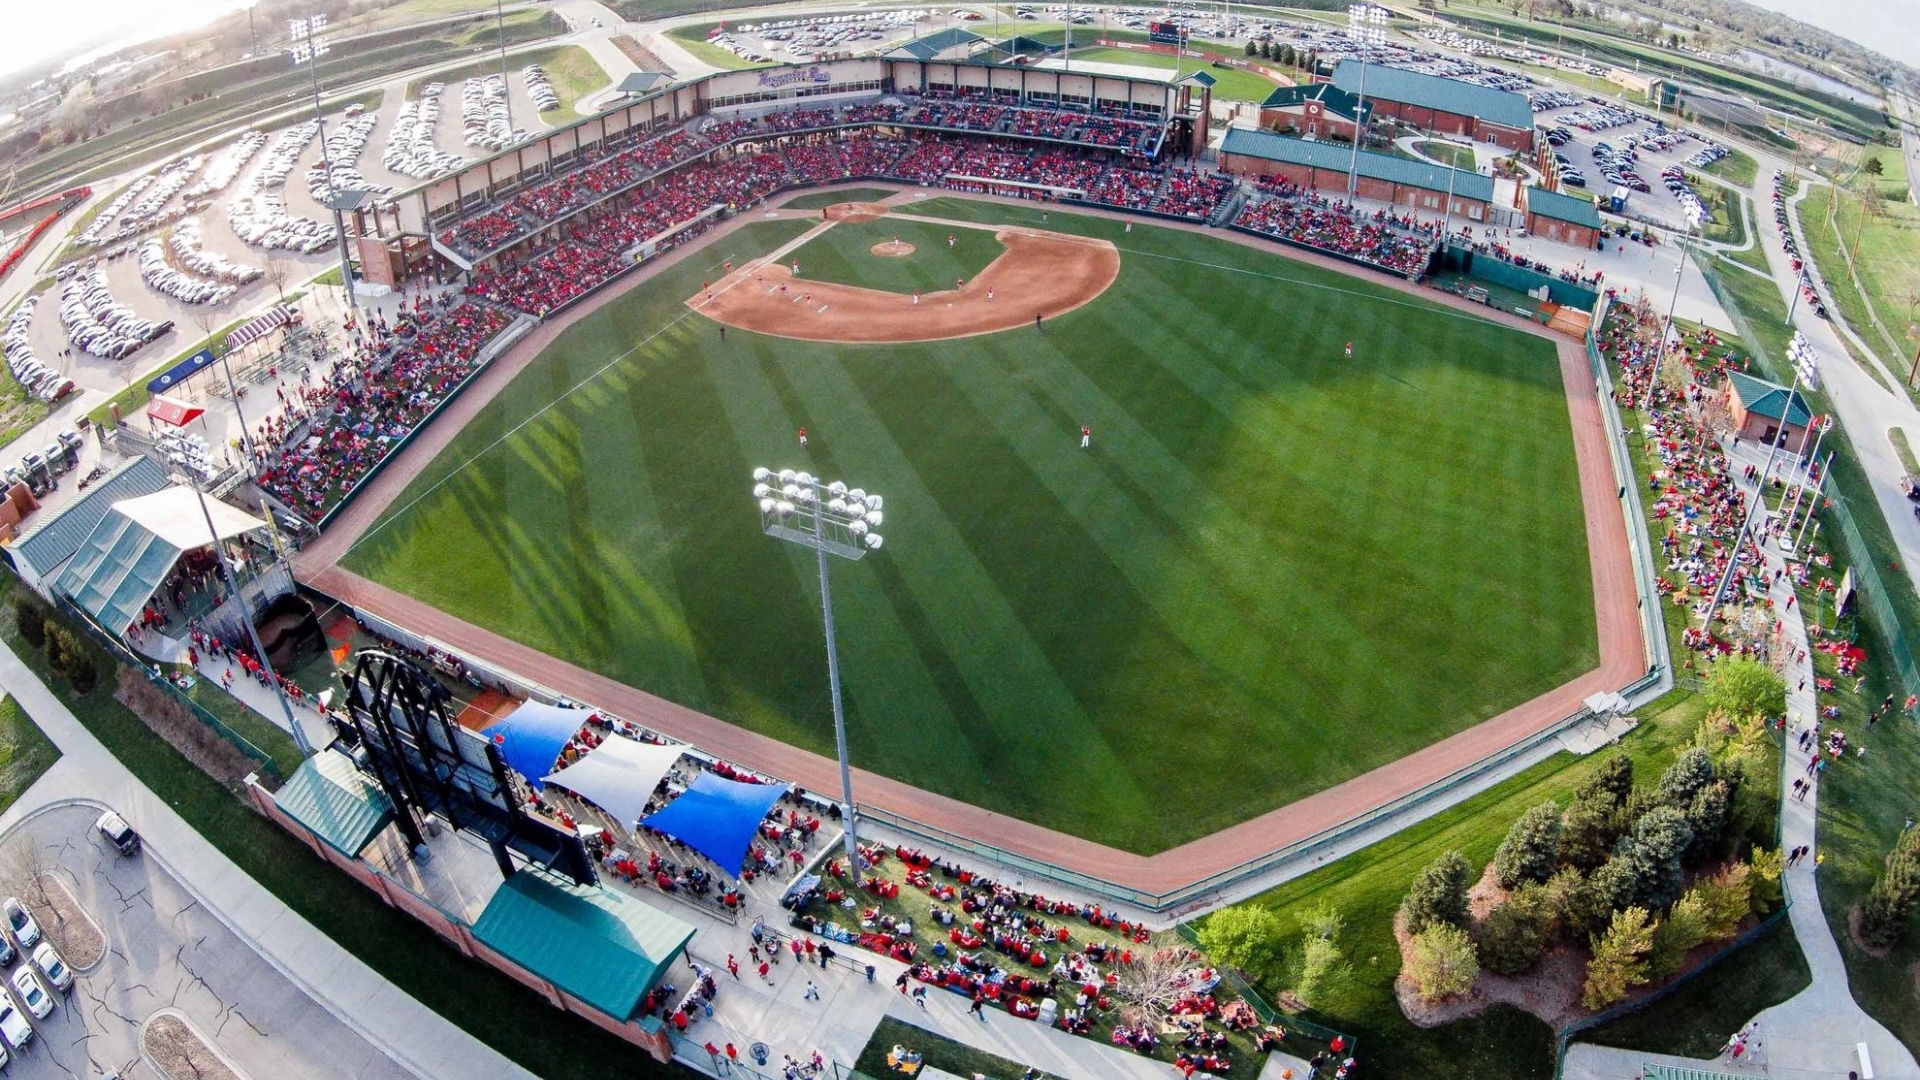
[0,803,411,1080]
[1532,94,1736,233]
[699,9,936,66]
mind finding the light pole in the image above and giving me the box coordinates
[495,0,514,134]
[1702,366,1803,634]
[1345,3,1387,203]
[1644,232,1690,407]
[751,467,888,875]
[290,15,356,306]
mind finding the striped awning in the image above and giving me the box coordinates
[225,305,296,350]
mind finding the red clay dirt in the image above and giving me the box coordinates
[295,189,1643,897]
[869,240,915,257]
[690,225,1119,345]
[823,201,889,222]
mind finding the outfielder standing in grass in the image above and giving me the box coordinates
[1081,425,1091,449]
[1345,341,1354,360]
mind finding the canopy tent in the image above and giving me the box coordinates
[640,771,789,875]
[53,487,270,634]
[540,737,683,830]
[145,394,205,427]
[225,305,296,350]
[481,699,592,789]
[145,348,217,396]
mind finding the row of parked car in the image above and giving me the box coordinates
[1773,170,1828,320]
[168,219,263,285]
[462,75,529,153]
[184,131,267,203]
[1685,143,1731,170]
[138,238,237,306]
[524,65,560,113]
[56,262,172,360]
[1658,164,1710,228]
[0,300,78,403]
[385,83,467,180]
[305,109,393,206]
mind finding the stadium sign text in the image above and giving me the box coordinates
[758,66,833,88]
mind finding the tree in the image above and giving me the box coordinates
[1614,806,1695,911]
[1747,847,1786,914]
[1658,748,1716,807]
[1583,906,1656,1009]
[1648,890,1712,977]
[1279,43,1297,67]
[1561,797,1623,870]
[1493,801,1562,889]
[264,254,292,303]
[1856,828,1920,949]
[12,594,45,651]
[1684,780,1733,862]
[1245,39,1258,56]
[1574,752,1634,812]
[1477,899,1546,975]
[44,627,77,679]
[1292,931,1347,1009]
[1697,862,1752,939]
[1404,924,1478,1002]
[1401,851,1473,935]
[1865,155,1885,176]
[1702,659,1785,722]
[1111,934,1204,1026]
[1198,906,1284,974]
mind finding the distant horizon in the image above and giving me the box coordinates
[1739,0,1920,71]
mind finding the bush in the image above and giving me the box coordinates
[44,627,78,679]
[1492,800,1562,889]
[13,595,45,651]
[1702,658,1786,721]
[1401,850,1473,936]
[1198,906,1284,974]
[1477,900,1546,975]
[67,652,97,694]
[1404,924,1478,1002]
[1583,906,1656,1010]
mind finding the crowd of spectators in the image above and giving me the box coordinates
[1235,182,1438,277]
[253,294,512,519]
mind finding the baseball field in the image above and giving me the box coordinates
[339,197,1599,853]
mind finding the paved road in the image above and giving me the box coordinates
[0,641,537,1080]
[0,800,412,1080]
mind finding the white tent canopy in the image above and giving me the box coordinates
[541,737,684,830]
[112,487,268,549]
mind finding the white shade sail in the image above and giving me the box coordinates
[540,737,685,830]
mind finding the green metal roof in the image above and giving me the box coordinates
[1219,128,1494,202]
[887,27,986,60]
[1526,185,1602,228]
[7,458,169,580]
[1259,81,1374,124]
[1330,60,1533,130]
[987,36,1058,58]
[471,871,695,1020]
[1726,370,1813,428]
[1641,1065,1749,1080]
[1180,70,1218,88]
[273,750,394,857]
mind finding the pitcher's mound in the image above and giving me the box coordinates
[871,240,915,257]
[824,202,888,223]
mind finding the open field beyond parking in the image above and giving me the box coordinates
[341,202,1598,853]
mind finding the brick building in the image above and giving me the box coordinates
[1328,60,1534,152]
[1725,371,1814,454]
[1522,186,1604,249]
[1219,128,1494,224]
[1257,82,1372,141]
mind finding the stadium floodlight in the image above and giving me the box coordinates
[1645,230,1693,406]
[1345,3,1389,202]
[289,11,357,306]
[752,468,890,873]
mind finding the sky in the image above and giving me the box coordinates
[1740,0,1920,70]
[0,0,255,81]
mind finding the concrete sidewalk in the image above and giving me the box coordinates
[0,639,535,1080]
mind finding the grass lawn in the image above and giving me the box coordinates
[343,202,1597,854]
[0,697,58,814]
[782,187,900,211]
[856,1016,1063,1080]
[0,575,678,1080]
[406,43,606,111]
[789,217,1005,294]
[1799,156,1920,379]
[1057,45,1278,103]
[665,24,769,70]
[1412,140,1478,172]
[1891,427,1920,475]
[1702,147,1760,189]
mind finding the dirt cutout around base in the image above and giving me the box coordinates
[870,240,916,257]
[823,201,889,223]
[27,874,103,968]
[692,220,1120,345]
[145,1014,243,1080]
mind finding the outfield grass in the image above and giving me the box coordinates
[788,217,1005,294]
[1056,46,1279,102]
[344,203,1597,854]
[781,187,900,211]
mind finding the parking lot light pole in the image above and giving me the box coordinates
[290,15,356,306]
[1345,4,1388,203]
[1646,231,1690,406]
[496,0,514,134]
[751,468,887,875]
